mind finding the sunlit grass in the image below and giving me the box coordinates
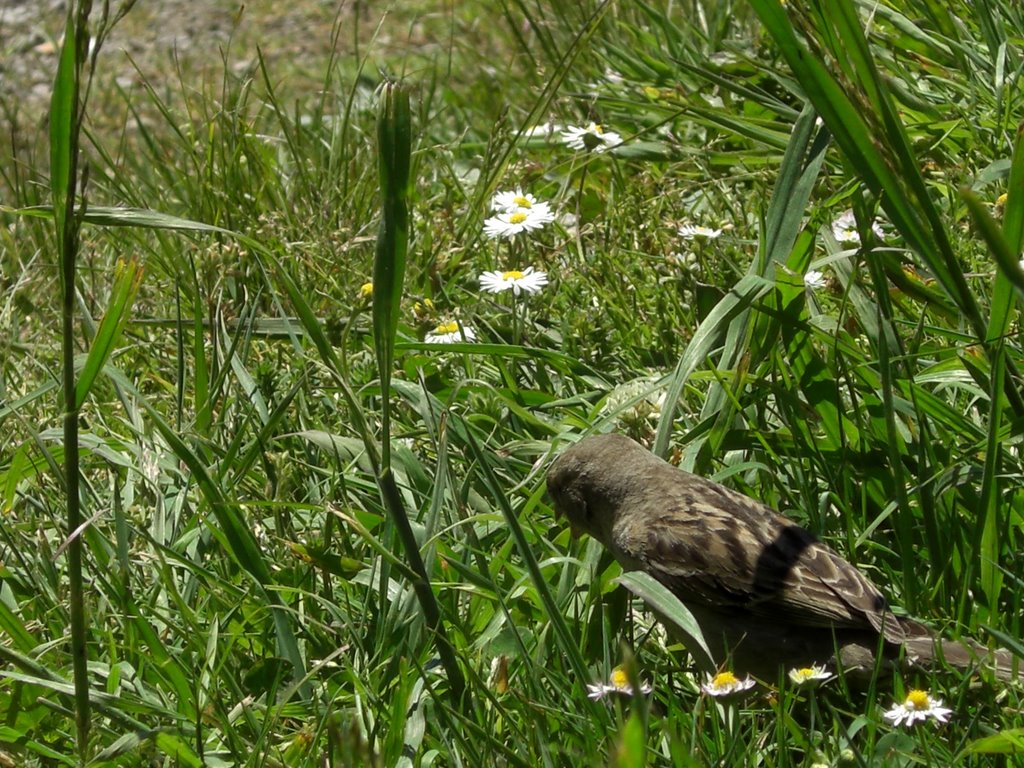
[1,0,1022,764]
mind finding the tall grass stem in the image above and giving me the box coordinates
[51,2,92,760]
[373,81,467,706]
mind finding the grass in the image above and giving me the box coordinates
[1,0,1023,764]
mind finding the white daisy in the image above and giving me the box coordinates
[883,690,953,727]
[788,665,833,686]
[830,210,885,245]
[492,189,551,213]
[483,205,555,239]
[561,122,622,153]
[701,671,756,697]
[678,224,723,240]
[831,211,860,243]
[479,267,549,296]
[804,270,826,290]
[586,666,653,701]
[425,321,477,344]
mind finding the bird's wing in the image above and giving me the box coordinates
[614,478,903,641]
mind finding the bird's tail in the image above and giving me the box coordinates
[901,626,1020,682]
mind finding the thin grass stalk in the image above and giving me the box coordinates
[962,187,1023,621]
[863,251,918,610]
[372,81,466,706]
[51,2,92,759]
[978,342,1006,623]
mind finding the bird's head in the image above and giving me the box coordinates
[546,434,645,545]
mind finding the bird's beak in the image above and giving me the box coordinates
[552,502,581,538]
[556,507,584,539]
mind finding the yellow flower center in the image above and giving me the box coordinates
[797,668,815,678]
[435,321,458,334]
[905,690,930,710]
[997,192,1008,205]
[502,270,525,281]
[359,282,373,297]
[712,671,738,688]
[610,667,630,689]
[513,195,532,208]
[591,123,604,134]
[509,212,528,224]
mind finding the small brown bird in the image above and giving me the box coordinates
[547,433,1018,682]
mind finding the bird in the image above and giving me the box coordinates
[546,433,1018,682]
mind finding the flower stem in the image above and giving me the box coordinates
[511,295,521,347]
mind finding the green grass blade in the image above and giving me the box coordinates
[983,128,1024,336]
[654,275,772,461]
[959,728,1024,757]
[373,81,411,471]
[977,343,1006,623]
[616,571,715,675]
[49,8,76,245]
[761,107,828,269]
[0,597,36,654]
[74,256,142,409]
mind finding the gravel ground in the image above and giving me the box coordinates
[0,0,389,151]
